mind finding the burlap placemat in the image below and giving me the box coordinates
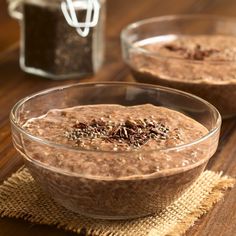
[0,168,235,236]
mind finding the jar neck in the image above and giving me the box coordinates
[8,0,105,8]
[24,0,63,8]
[8,0,106,37]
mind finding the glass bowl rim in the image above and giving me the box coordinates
[121,14,236,64]
[10,81,221,155]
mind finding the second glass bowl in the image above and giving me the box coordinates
[121,15,236,118]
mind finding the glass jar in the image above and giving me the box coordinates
[8,0,106,79]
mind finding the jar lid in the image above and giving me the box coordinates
[8,0,102,37]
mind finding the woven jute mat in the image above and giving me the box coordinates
[0,168,235,236]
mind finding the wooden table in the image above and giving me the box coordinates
[0,0,236,235]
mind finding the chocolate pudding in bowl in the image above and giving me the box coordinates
[10,82,221,219]
[121,15,236,118]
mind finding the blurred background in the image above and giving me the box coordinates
[1,0,236,68]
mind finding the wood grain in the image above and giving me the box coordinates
[0,0,236,235]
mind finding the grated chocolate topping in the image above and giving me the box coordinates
[164,44,219,60]
[65,118,170,149]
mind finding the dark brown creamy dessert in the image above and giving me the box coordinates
[22,104,213,219]
[24,104,208,177]
[130,35,236,117]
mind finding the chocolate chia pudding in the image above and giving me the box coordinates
[22,104,215,219]
[129,35,236,117]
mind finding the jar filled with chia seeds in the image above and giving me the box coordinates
[8,0,106,79]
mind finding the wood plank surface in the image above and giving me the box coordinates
[0,0,235,235]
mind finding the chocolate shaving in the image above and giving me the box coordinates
[65,118,170,149]
[74,122,87,129]
[186,44,219,60]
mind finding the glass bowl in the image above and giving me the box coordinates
[10,82,221,220]
[121,15,236,118]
